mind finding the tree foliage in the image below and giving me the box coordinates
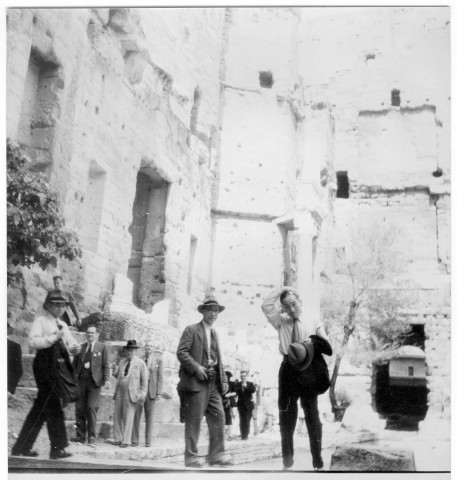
[321,220,411,413]
[7,139,82,285]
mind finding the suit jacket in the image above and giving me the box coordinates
[113,355,148,404]
[177,321,227,393]
[8,338,23,394]
[235,381,256,411]
[74,341,110,387]
[145,354,163,400]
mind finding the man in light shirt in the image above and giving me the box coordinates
[262,286,329,471]
[11,290,81,459]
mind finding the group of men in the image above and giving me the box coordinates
[11,277,331,470]
[72,331,164,447]
[176,286,332,470]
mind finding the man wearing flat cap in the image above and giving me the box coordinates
[262,286,332,471]
[176,294,232,468]
[112,340,148,447]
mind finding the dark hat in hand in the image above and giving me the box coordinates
[197,294,225,313]
[124,340,141,350]
[287,341,314,371]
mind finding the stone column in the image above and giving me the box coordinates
[294,213,319,320]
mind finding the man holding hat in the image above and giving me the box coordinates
[112,340,148,447]
[176,294,232,468]
[261,286,331,471]
[11,291,81,459]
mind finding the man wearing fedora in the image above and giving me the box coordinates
[176,294,232,468]
[11,291,81,460]
[112,340,148,447]
[49,274,81,328]
[262,286,332,471]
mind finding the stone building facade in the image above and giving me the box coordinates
[7,7,450,413]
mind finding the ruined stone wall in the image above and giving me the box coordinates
[299,7,450,412]
[211,7,304,352]
[7,8,226,331]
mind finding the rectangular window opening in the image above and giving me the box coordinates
[336,171,349,199]
[187,235,198,295]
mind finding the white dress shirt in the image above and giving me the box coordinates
[29,309,79,351]
[261,287,324,355]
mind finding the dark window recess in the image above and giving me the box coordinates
[408,366,414,376]
[391,89,401,107]
[336,171,349,199]
[400,324,425,350]
[259,71,274,88]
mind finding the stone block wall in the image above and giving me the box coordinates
[6,7,226,331]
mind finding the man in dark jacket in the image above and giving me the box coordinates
[176,295,232,468]
[235,370,256,440]
[72,325,110,443]
[7,317,23,395]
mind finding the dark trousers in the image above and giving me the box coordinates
[12,350,68,455]
[75,370,101,440]
[12,389,68,454]
[179,380,225,465]
[238,408,253,439]
[278,358,323,469]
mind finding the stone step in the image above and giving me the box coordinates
[60,436,282,465]
[10,386,182,434]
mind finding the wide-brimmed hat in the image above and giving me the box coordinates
[197,294,225,314]
[124,340,141,350]
[287,342,314,371]
[44,290,70,306]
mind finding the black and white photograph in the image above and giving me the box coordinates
[5,3,452,477]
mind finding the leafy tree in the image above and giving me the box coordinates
[321,220,411,416]
[7,139,82,290]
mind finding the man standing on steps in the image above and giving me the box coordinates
[261,286,330,471]
[72,325,110,444]
[177,294,233,468]
[132,340,165,447]
[50,274,81,329]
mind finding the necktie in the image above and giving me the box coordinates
[124,359,131,376]
[144,354,149,365]
[291,318,303,344]
[210,329,218,364]
[84,344,92,363]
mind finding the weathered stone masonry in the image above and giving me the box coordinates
[7,7,451,420]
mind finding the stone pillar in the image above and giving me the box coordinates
[294,213,319,320]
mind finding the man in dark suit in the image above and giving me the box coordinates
[72,325,110,443]
[235,370,256,440]
[177,295,232,468]
[7,317,23,395]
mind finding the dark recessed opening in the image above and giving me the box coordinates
[259,71,274,88]
[432,168,443,177]
[391,89,401,107]
[401,323,425,350]
[336,171,349,199]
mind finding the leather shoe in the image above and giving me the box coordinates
[12,449,39,457]
[185,458,206,468]
[50,449,73,460]
[208,457,233,467]
[88,437,96,444]
[119,444,128,448]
